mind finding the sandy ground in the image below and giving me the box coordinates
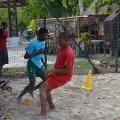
[1,73,120,120]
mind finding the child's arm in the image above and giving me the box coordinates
[30,49,44,58]
[24,49,44,59]
[46,66,70,74]
[53,66,70,74]
[24,52,31,59]
[41,57,47,69]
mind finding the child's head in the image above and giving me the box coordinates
[37,28,48,41]
[1,22,7,30]
[58,32,70,47]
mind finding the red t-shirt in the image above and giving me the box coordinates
[54,46,75,79]
[0,29,7,49]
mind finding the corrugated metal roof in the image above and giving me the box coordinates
[104,9,120,21]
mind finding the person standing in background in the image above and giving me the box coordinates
[0,22,9,77]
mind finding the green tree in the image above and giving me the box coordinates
[17,0,74,28]
[96,0,120,13]
[62,0,94,15]
[0,8,8,22]
[47,0,72,17]
[17,0,50,28]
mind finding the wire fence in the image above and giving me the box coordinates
[1,14,120,77]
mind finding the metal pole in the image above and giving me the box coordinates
[77,17,80,39]
[44,17,47,69]
[8,0,11,36]
[95,0,98,15]
[13,0,18,36]
[115,18,119,72]
[78,0,84,16]
[8,0,18,36]
[42,0,66,31]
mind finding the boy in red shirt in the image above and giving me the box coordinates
[37,32,75,118]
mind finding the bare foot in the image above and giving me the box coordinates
[35,113,47,120]
[49,104,55,110]
[114,116,120,120]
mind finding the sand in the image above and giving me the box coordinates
[0,73,120,120]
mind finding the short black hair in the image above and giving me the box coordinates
[1,22,7,26]
[38,28,48,35]
[59,32,70,41]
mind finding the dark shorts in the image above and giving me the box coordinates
[0,49,8,67]
[27,59,45,79]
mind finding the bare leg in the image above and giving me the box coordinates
[0,69,1,77]
[0,65,3,77]
[39,83,47,116]
[46,90,55,109]
[34,77,46,91]
[17,77,35,103]
[35,81,55,110]
[34,81,45,91]
[39,82,55,116]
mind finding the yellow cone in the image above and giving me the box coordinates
[83,69,93,91]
